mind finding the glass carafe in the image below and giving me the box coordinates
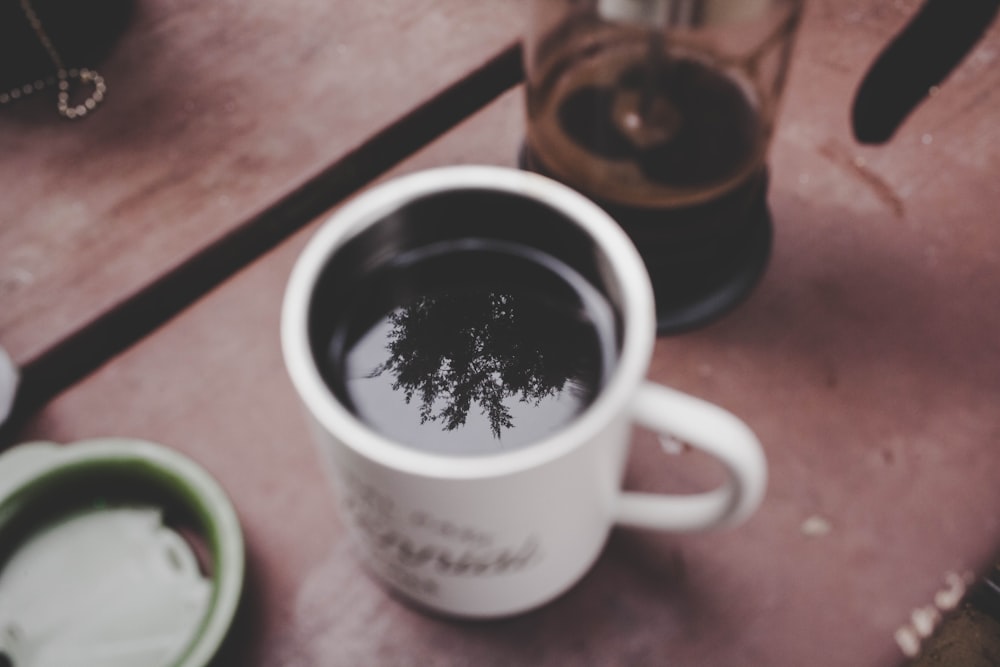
[523,0,804,333]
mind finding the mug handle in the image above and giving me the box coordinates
[615,382,767,532]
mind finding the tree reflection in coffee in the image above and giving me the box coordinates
[318,240,617,456]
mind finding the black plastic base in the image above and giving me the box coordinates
[644,188,772,335]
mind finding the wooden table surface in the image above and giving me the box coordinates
[2,0,999,665]
[0,0,520,410]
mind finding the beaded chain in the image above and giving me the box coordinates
[0,0,107,119]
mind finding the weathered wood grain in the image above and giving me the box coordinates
[0,0,521,380]
[13,0,1000,665]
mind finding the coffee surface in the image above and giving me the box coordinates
[317,240,617,455]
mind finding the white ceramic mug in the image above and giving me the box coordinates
[281,166,766,618]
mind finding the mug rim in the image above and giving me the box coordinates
[281,165,656,480]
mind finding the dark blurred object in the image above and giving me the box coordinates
[905,566,1000,666]
[968,562,1000,621]
[0,0,135,91]
[853,0,1000,144]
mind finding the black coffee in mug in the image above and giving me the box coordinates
[308,189,622,456]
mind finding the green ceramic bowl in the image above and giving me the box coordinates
[0,438,244,667]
